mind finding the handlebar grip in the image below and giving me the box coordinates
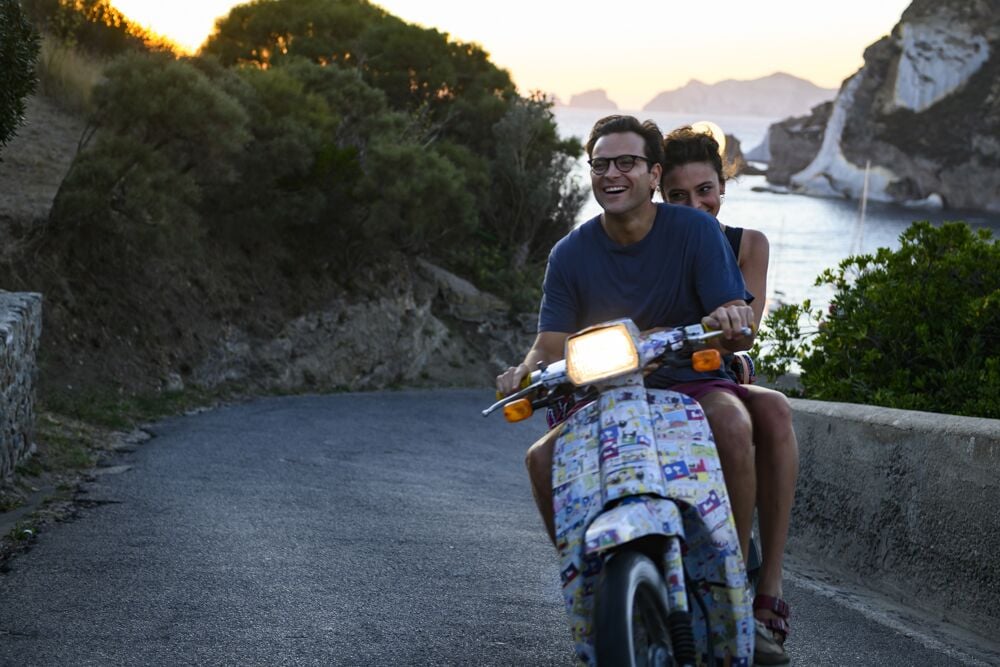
[496,372,532,400]
[703,322,755,336]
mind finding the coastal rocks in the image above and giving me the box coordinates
[568,90,617,109]
[759,102,832,185]
[191,259,534,393]
[722,134,762,177]
[765,0,1000,212]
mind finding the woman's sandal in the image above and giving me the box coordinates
[753,594,791,666]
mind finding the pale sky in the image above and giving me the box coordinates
[112,0,914,110]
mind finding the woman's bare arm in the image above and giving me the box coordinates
[739,229,770,329]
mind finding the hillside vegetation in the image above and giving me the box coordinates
[1,0,585,411]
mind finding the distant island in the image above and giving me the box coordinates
[643,72,836,119]
[567,89,617,109]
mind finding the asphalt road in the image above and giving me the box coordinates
[0,389,996,666]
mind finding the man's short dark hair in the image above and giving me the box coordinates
[585,115,665,167]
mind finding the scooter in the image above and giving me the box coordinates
[483,319,755,666]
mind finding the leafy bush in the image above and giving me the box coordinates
[755,221,1000,418]
[45,0,585,310]
[50,51,250,254]
[0,0,40,149]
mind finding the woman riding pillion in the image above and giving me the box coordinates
[661,124,798,664]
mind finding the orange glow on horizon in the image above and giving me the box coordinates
[109,0,237,54]
[106,0,914,109]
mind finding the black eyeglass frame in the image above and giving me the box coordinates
[587,154,649,175]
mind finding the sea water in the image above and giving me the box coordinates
[553,106,1000,315]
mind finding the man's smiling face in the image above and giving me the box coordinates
[590,131,661,219]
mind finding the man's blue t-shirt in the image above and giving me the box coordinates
[538,203,752,385]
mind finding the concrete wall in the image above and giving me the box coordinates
[0,292,43,483]
[788,398,1000,636]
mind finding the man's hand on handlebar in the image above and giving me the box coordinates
[496,363,530,397]
[702,303,755,344]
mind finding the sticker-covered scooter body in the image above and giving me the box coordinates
[553,387,753,666]
[482,319,755,666]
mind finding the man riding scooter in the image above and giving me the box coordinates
[497,114,794,665]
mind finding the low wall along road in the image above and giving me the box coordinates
[0,291,41,482]
[788,398,1000,638]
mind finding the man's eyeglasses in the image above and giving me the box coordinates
[587,154,648,176]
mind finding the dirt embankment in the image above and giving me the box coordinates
[0,95,84,226]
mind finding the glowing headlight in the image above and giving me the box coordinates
[566,322,640,386]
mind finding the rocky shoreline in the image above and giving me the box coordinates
[755,0,1000,213]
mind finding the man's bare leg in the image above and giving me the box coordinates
[525,425,562,546]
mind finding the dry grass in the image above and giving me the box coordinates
[35,34,105,114]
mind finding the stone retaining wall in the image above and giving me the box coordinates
[0,292,42,483]
[788,398,1000,636]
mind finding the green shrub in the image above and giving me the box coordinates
[50,51,250,254]
[755,221,1000,418]
[0,0,40,149]
[45,0,585,310]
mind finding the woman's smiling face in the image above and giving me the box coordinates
[660,161,725,217]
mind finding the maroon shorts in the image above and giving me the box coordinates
[669,378,749,402]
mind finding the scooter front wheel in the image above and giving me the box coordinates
[594,550,694,667]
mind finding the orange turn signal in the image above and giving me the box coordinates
[503,399,534,423]
[692,349,722,372]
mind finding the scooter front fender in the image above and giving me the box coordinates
[583,497,684,557]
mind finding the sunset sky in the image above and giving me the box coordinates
[112,0,914,110]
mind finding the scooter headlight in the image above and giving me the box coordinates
[566,322,640,386]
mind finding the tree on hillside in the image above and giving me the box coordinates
[0,0,40,151]
[21,0,174,55]
[44,0,585,312]
[50,52,250,252]
[202,0,583,292]
[204,0,386,68]
[197,58,359,252]
[202,0,517,147]
[484,95,585,270]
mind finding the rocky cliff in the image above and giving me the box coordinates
[767,0,1000,212]
[190,258,535,394]
[760,102,833,185]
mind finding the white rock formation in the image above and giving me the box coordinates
[788,9,992,204]
[890,22,990,113]
[789,74,900,202]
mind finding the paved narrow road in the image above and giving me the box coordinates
[0,390,996,665]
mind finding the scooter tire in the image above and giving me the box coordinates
[594,550,693,667]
